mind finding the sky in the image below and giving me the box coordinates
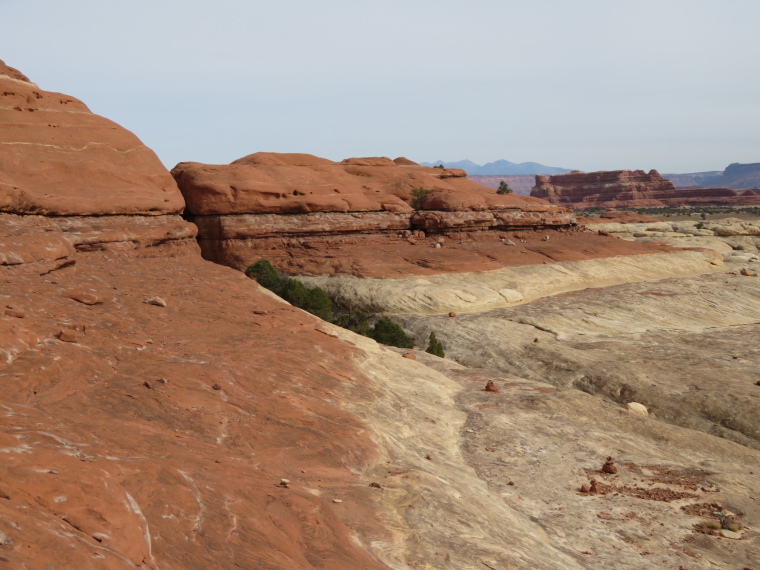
[1,0,758,173]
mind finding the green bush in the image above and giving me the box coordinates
[370,317,413,349]
[245,260,282,294]
[245,260,332,321]
[334,309,371,337]
[426,331,445,357]
[246,260,414,347]
[410,187,432,209]
[303,286,333,322]
[496,181,513,195]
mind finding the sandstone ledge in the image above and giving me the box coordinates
[0,213,198,274]
[296,249,724,314]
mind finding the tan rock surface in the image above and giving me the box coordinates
[0,59,184,215]
[298,249,723,314]
[393,268,760,451]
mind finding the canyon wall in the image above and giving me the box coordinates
[531,169,760,208]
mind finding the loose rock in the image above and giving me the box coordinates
[144,296,167,307]
[57,329,78,343]
[626,402,648,416]
[484,380,500,393]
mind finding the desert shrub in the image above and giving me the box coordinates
[497,181,513,195]
[245,260,332,321]
[334,309,371,337]
[303,286,333,321]
[410,187,432,209]
[369,317,414,349]
[245,260,282,294]
[246,261,414,346]
[426,331,445,357]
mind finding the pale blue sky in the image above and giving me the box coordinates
[1,0,758,173]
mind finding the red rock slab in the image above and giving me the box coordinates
[0,60,184,216]
[0,247,389,569]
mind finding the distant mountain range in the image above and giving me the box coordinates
[664,162,760,190]
[420,159,573,176]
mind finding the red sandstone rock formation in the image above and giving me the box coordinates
[0,61,387,569]
[531,169,760,208]
[173,152,551,215]
[0,60,183,216]
[172,153,577,271]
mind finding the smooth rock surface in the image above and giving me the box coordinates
[0,60,184,215]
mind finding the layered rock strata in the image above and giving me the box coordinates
[0,59,195,278]
[531,169,760,208]
[172,154,576,270]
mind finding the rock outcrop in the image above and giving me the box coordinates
[0,60,388,569]
[0,60,183,216]
[531,169,760,208]
[173,153,577,270]
[0,59,196,275]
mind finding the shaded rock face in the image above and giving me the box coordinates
[0,59,184,216]
[531,169,760,208]
[173,153,576,271]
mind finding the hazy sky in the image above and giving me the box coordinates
[1,0,758,173]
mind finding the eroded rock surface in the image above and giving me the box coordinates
[393,266,760,450]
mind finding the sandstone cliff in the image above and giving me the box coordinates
[531,169,760,208]
[172,153,577,272]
